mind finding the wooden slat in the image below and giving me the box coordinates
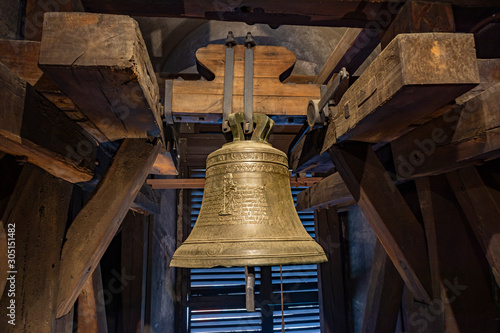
[147,177,322,189]
[329,141,431,303]
[315,207,351,333]
[56,138,160,318]
[39,12,163,141]
[416,175,496,331]
[77,264,107,333]
[362,240,403,333]
[0,61,96,183]
[446,165,500,286]
[391,81,500,179]
[323,33,479,148]
[0,165,73,333]
[296,172,353,212]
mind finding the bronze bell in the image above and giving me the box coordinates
[170,113,327,268]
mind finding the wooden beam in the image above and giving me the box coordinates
[296,172,353,212]
[446,165,500,286]
[77,264,107,333]
[391,81,500,179]
[329,141,431,303]
[39,12,163,141]
[380,1,455,49]
[289,127,334,174]
[315,207,351,333]
[0,165,73,332]
[121,211,148,333]
[323,33,479,148]
[54,307,75,333]
[416,175,496,331]
[56,138,160,318]
[147,177,323,189]
[315,28,379,85]
[0,61,96,183]
[362,240,403,333]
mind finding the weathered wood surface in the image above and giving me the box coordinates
[296,172,353,212]
[315,207,351,333]
[391,81,500,179]
[323,33,479,149]
[362,240,403,333]
[329,141,431,303]
[380,1,455,49]
[0,165,73,333]
[56,138,160,318]
[0,61,96,183]
[170,44,321,120]
[416,175,496,332]
[39,12,163,141]
[289,127,334,174]
[54,307,75,333]
[446,165,500,286]
[77,264,107,333]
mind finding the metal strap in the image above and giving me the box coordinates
[222,47,235,133]
[164,79,174,125]
[244,47,254,134]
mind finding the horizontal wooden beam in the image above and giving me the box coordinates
[296,172,353,212]
[147,177,323,189]
[56,138,160,318]
[39,12,163,141]
[323,33,479,148]
[0,61,96,183]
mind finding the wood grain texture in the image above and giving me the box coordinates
[0,61,96,183]
[39,12,163,141]
[0,165,73,333]
[296,172,353,212]
[56,138,160,318]
[324,33,479,148]
[77,264,107,333]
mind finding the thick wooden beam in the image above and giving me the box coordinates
[416,175,496,331]
[289,127,334,174]
[121,211,148,333]
[329,141,431,303]
[0,61,96,183]
[362,240,403,333]
[315,207,351,333]
[0,165,73,332]
[323,33,479,148]
[296,172,353,212]
[77,264,107,333]
[380,1,455,49]
[391,81,500,179]
[54,308,75,333]
[39,12,163,141]
[56,138,160,318]
[446,165,500,286]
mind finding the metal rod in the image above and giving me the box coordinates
[245,266,255,312]
[281,265,285,332]
[244,32,256,134]
[222,31,236,133]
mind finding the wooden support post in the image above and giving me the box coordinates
[54,307,75,333]
[121,211,149,333]
[296,172,353,212]
[77,264,108,333]
[39,12,163,141]
[446,165,500,286]
[0,165,73,332]
[329,141,431,303]
[381,1,455,49]
[56,138,160,318]
[315,206,351,333]
[416,175,496,331]
[0,61,96,183]
[362,240,403,333]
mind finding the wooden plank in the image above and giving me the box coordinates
[391,81,500,179]
[416,175,496,331]
[0,165,73,332]
[315,207,351,333]
[39,12,163,141]
[296,172,353,212]
[0,61,96,183]
[171,44,321,119]
[381,1,455,49]
[329,141,431,303]
[446,165,500,286]
[56,138,160,318]
[147,177,323,189]
[362,240,403,333]
[323,33,479,148]
[315,28,379,85]
[77,264,107,333]
[121,211,149,333]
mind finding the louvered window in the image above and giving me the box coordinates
[186,169,321,333]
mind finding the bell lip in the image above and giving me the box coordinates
[169,254,328,268]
